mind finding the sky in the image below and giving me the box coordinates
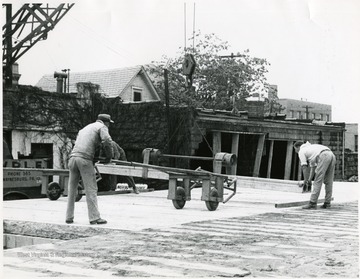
[4,0,360,123]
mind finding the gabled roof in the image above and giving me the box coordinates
[35,65,160,99]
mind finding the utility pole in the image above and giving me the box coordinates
[219,53,243,114]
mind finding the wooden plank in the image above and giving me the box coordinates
[98,160,305,194]
[284,141,293,180]
[236,176,304,193]
[275,197,334,208]
[231,133,239,175]
[96,164,169,180]
[266,140,274,178]
[238,176,301,185]
[253,134,265,177]
[97,161,229,179]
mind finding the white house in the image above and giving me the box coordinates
[36,65,160,103]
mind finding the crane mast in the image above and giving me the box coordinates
[2,3,74,87]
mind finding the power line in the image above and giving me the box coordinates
[68,15,135,62]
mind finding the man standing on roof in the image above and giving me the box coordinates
[65,114,114,225]
[293,141,336,209]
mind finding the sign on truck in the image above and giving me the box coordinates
[3,159,48,200]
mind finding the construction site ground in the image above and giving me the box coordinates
[2,181,359,278]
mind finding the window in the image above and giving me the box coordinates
[132,87,142,102]
[298,111,302,119]
[290,110,294,118]
[311,113,316,119]
[326,114,330,121]
[320,114,323,120]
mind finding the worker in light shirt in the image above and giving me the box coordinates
[293,141,336,209]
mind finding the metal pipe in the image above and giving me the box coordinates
[223,179,237,204]
[109,160,233,179]
[161,154,214,161]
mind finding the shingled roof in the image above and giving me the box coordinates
[35,65,159,99]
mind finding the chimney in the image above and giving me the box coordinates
[54,71,67,93]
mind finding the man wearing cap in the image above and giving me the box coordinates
[66,114,114,225]
[293,141,336,209]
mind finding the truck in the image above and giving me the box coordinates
[3,158,48,200]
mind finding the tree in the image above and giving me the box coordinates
[149,32,271,111]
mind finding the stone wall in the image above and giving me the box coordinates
[108,102,195,166]
[344,152,358,180]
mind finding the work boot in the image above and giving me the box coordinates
[90,218,107,225]
[133,186,140,194]
[302,202,317,209]
[65,218,74,224]
[320,203,331,209]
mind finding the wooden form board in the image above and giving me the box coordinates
[275,197,334,208]
[5,163,305,195]
[96,164,304,193]
[236,176,304,193]
[96,164,169,180]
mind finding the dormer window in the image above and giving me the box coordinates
[132,86,142,102]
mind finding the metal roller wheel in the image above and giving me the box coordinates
[172,186,186,209]
[47,182,62,200]
[205,187,219,211]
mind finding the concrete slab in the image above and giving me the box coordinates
[3,181,359,277]
[3,181,359,233]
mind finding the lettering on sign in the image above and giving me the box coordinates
[3,159,46,168]
[3,159,46,189]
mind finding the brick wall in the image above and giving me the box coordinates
[243,101,264,118]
